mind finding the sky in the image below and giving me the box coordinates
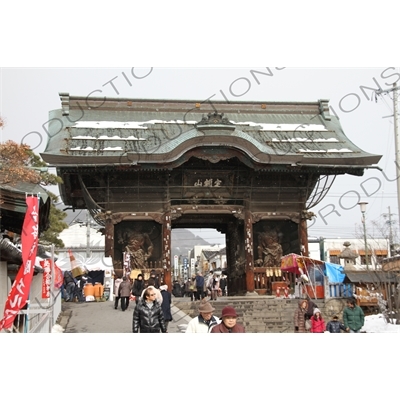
[1,67,400,245]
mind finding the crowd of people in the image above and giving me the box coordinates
[64,268,364,334]
[294,297,365,333]
[181,271,228,301]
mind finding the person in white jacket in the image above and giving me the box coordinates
[185,300,220,333]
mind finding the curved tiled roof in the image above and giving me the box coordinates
[41,94,381,172]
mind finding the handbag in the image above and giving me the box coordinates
[305,319,312,330]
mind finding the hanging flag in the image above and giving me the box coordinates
[0,196,39,331]
[41,259,52,299]
[53,263,64,289]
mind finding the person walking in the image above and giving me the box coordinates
[185,300,220,333]
[343,298,365,333]
[195,272,205,300]
[326,315,346,333]
[210,306,245,333]
[113,275,123,309]
[210,273,220,301]
[310,308,325,333]
[132,287,167,333]
[159,284,173,331]
[118,276,131,311]
[219,274,227,296]
[131,273,145,305]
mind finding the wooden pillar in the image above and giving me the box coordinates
[299,218,309,256]
[162,212,172,291]
[244,210,255,293]
[104,211,114,259]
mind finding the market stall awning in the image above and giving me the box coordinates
[324,262,345,283]
[280,253,324,274]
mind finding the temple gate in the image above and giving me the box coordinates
[41,94,381,294]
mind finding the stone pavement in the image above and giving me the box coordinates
[57,297,192,333]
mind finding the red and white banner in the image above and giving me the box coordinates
[41,259,51,299]
[41,259,64,298]
[0,196,39,331]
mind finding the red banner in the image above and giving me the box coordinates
[0,196,39,331]
[53,263,64,289]
[41,259,64,298]
[41,259,51,299]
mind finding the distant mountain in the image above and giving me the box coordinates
[172,229,211,260]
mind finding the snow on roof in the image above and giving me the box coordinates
[234,122,328,131]
[73,120,197,129]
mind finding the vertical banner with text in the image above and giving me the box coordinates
[0,196,39,331]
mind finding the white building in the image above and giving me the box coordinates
[308,237,389,270]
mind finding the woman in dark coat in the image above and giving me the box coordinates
[132,274,145,305]
[132,287,167,333]
[159,284,173,331]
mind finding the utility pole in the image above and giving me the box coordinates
[86,210,91,259]
[376,83,400,234]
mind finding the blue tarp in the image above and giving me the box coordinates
[324,262,346,283]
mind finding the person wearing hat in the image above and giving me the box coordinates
[185,300,220,333]
[210,306,245,333]
[326,315,346,333]
[310,308,326,333]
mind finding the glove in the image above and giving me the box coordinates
[295,326,299,332]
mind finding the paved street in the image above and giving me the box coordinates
[58,298,192,333]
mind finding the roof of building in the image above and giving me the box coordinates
[41,94,381,174]
[0,182,50,234]
[345,270,398,284]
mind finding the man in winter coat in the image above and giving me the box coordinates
[185,300,219,333]
[132,287,167,333]
[343,298,365,333]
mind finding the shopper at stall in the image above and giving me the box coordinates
[132,287,167,333]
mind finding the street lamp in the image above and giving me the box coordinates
[358,202,369,270]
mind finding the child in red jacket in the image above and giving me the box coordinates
[310,308,325,333]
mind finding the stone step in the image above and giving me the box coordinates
[173,297,330,333]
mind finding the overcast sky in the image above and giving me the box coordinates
[1,67,400,242]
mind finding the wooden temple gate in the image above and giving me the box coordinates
[41,94,381,294]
